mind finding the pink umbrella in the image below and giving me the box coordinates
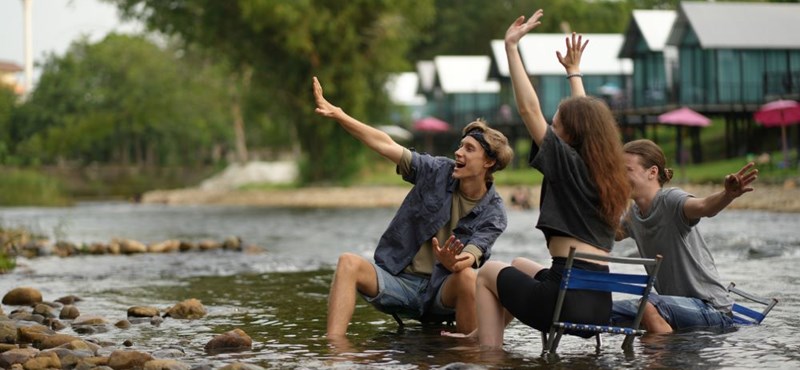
[754,99,800,127]
[658,107,711,171]
[658,107,711,127]
[413,116,450,132]
[754,99,800,168]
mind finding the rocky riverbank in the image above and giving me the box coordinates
[141,182,800,213]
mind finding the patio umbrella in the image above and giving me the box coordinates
[413,117,450,153]
[658,107,711,173]
[658,107,711,127]
[413,116,450,132]
[754,99,800,168]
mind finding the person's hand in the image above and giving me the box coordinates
[556,32,588,74]
[723,162,758,198]
[313,76,343,119]
[432,235,471,272]
[505,9,544,47]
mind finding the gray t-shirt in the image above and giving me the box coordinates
[622,187,733,311]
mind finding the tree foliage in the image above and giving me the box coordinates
[12,34,231,167]
[107,0,436,183]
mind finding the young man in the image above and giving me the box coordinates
[613,139,758,333]
[312,77,514,338]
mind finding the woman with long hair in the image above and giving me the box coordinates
[445,9,630,348]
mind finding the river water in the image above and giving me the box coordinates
[1,202,799,369]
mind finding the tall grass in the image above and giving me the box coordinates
[0,168,71,206]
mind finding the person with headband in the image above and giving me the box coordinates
[312,76,514,339]
[444,10,631,348]
[612,139,758,333]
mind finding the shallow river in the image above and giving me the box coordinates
[1,202,799,369]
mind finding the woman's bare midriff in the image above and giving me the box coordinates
[548,236,609,265]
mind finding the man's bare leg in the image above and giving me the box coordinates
[440,267,478,333]
[327,252,379,338]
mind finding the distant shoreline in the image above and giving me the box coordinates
[141,183,800,213]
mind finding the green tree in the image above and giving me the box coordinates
[13,34,231,167]
[0,86,16,163]
[107,0,435,183]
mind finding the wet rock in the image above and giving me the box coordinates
[23,350,60,370]
[55,295,82,305]
[115,319,131,329]
[107,349,154,370]
[0,343,19,352]
[148,240,181,253]
[127,306,160,318]
[204,329,252,354]
[54,241,79,257]
[218,363,266,370]
[2,287,43,306]
[0,347,39,368]
[150,316,164,327]
[76,356,110,368]
[32,304,56,319]
[144,359,191,370]
[39,333,82,349]
[17,324,53,344]
[60,305,80,320]
[119,239,148,254]
[0,321,16,343]
[198,240,221,251]
[164,299,206,319]
[150,348,185,359]
[86,242,109,255]
[222,236,242,251]
[73,315,108,326]
[178,241,196,252]
[123,339,133,347]
[50,319,67,331]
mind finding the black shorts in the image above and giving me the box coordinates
[497,257,612,337]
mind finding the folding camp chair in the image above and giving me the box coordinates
[542,247,662,354]
[726,282,778,325]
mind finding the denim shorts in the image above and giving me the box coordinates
[612,294,734,332]
[360,263,454,320]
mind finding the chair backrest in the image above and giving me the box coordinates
[727,282,779,325]
[545,247,662,353]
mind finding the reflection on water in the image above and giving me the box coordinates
[1,202,800,368]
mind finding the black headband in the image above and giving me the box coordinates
[463,129,497,159]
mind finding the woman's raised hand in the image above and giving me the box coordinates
[556,32,589,74]
[505,9,544,46]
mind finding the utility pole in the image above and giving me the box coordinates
[22,0,33,96]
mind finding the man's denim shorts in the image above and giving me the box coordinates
[612,294,734,332]
[360,263,454,320]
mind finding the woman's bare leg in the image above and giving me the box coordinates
[474,260,513,348]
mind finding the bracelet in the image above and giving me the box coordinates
[566,73,583,79]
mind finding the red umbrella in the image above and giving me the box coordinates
[658,107,711,127]
[754,99,800,127]
[754,99,800,168]
[413,116,450,132]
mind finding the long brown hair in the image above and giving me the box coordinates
[556,96,630,228]
[623,139,674,187]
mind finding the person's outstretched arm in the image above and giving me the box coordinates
[313,76,405,164]
[683,162,758,220]
[556,32,588,97]
[505,9,548,145]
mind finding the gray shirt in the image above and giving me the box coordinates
[622,187,733,311]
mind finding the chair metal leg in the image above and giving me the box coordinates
[541,331,548,352]
[595,334,602,352]
[392,313,404,329]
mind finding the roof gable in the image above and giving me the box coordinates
[509,34,632,76]
[433,56,500,94]
[619,10,676,57]
[667,2,800,49]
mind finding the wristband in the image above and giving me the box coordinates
[566,73,583,79]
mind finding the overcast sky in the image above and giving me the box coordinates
[0,0,141,85]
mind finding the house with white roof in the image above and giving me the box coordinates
[491,34,632,120]
[667,1,800,106]
[619,10,678,109]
